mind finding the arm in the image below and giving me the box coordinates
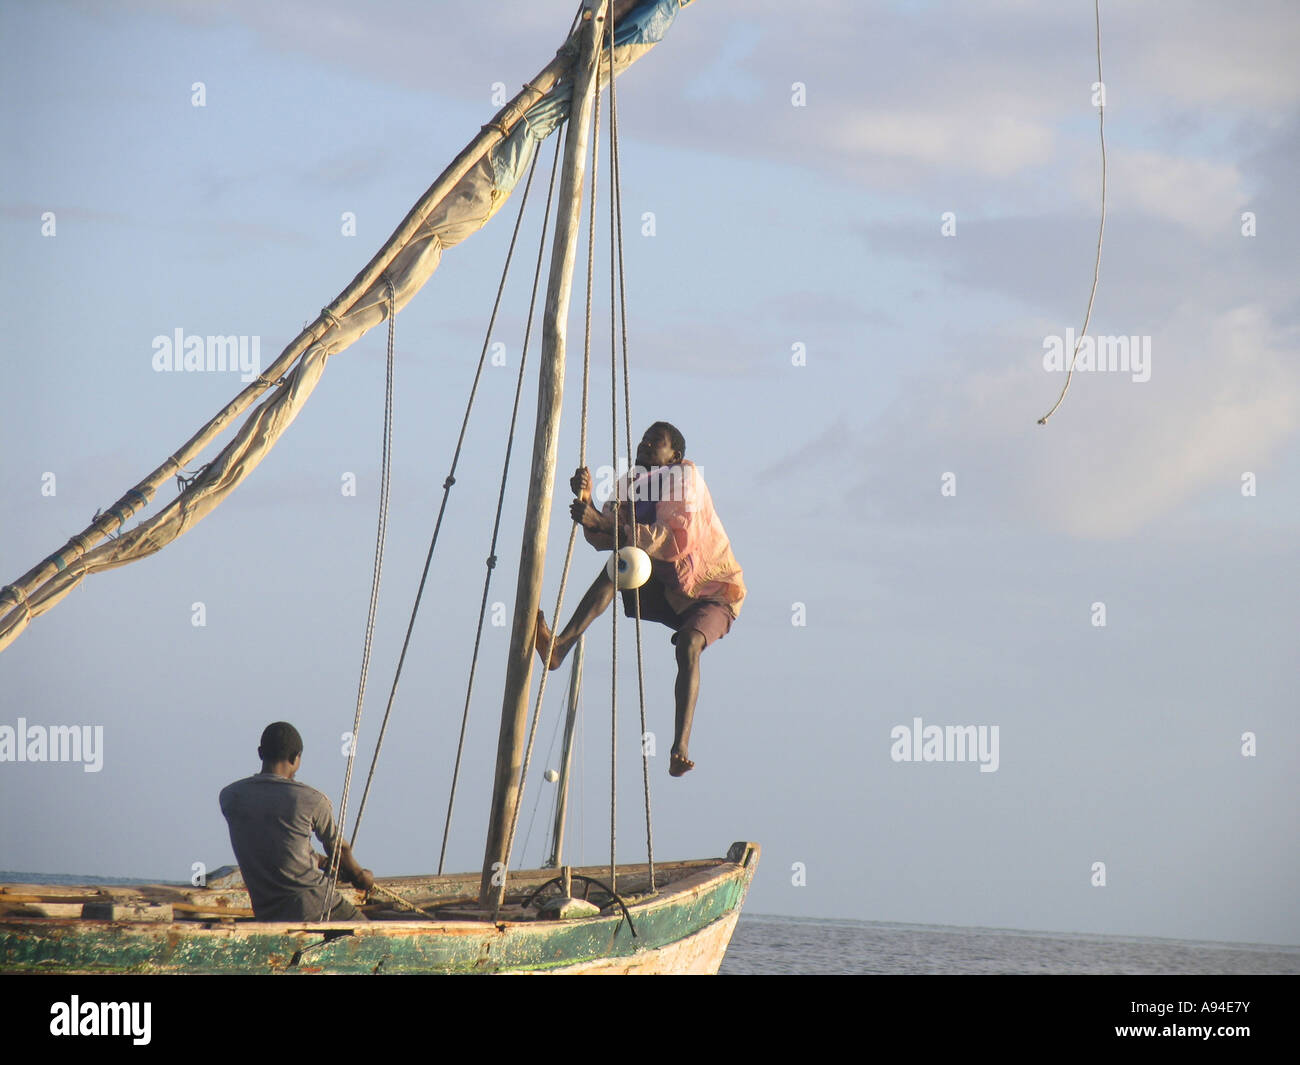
[574,498,633,552]
[314,800,375,892]
[570,466,617,550]
[315,843,374,892]
[582,503,616,551]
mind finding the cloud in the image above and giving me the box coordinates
[756,416,853,482]
[1088,148,1247,239]
[1044,304,1298,536]
[850,303,1299,539]
[1124,0,1300,111]
[0,203,132,225]
[844,111,1056,178]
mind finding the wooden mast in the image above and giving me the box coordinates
[479,0,609,911]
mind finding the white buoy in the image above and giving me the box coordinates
[606,545,651,589]
[544,769,559,783]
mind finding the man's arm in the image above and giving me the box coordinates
[315,844,375,892]
[574,498,625,551]
[314,799,375,892]
[581,503,616,550]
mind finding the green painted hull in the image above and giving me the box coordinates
[0,843,758,974]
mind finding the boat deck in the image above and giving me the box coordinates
[0,844,759,973]
[0,854,734,925]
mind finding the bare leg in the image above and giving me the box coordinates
[669,630,706,776]
[534,568,615,670]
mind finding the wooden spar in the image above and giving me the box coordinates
[0,21,589,629]
[547,637,585,868]
[479,0,609,911]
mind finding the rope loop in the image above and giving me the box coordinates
[175,462,211,494]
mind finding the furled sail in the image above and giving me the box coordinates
[0,0,689,653]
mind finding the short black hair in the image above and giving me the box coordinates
[259,721,303,763]
[648,421,685,460]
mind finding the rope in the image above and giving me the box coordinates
[437,135,565,873]
[349,131,549,853]
[602,32,620,894]
[519,662,572,864]
[607,5,656,888]
[499,15,606,882]
[366,880,439,920]
[1038,0,1106,426]
[322,274,397,920]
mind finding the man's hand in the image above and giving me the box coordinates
[570,466,592,503]
[352,868,376,893]
[570,499,609,531]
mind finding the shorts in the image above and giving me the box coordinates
[620,576,733,648]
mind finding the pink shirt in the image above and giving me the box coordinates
[587,460,745,619]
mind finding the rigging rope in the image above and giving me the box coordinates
[347,133,551,854]
[499,16,607,880]
[1038,0,1106,426]
[438,136,565,873]
[519,656,572,864]
[322,274,397,920]
[608,6,656,889]
[604,26,621,896]
[338,1,654,901]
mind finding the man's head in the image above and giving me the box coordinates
[636,422,685,470]
[258,721,303,777]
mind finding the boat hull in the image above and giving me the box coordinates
[0,842,758,975]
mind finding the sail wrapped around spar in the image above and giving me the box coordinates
[0,0,690,653]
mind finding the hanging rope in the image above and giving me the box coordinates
[499,16,607,882]
[607,5,656,890]
[1038,0,1106,426]
[437,136,565,873]
[518,650,575,864]
[322,274,397,920]
[346,134,551,855]
[604,25,621,897]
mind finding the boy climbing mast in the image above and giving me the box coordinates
[533,422,745,777]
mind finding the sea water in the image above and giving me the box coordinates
[7,873,1295,975]
[720,914,1300,975]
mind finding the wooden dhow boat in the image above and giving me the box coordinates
[0,846,758,974]
[0,0,759,975]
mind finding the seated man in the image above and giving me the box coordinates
[534,421,745,777]
[219,721,374,922]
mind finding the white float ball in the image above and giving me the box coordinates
[544,769,560,783]
[606,545,651,589]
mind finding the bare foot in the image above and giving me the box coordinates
[534,609,566,671]
[669,750,695,777]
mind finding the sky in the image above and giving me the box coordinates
[1,0,1297,948]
